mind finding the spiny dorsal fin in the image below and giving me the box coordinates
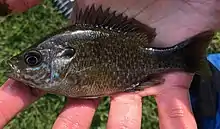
[73,4,156,42]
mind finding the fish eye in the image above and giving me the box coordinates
[62,48,75,58]
[24,50,42,66]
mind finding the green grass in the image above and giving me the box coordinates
[0,1,219,129]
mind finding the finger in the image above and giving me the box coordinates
[0,79,44,128]
[136,72,195,129]
[53,98,99,129]
[142,72,195,129]
[107,93,142,129]
[0,0,42,16]
[155,87,197,129]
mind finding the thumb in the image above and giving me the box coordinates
[0,0,42,16]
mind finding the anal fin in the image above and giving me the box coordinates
[125,75,165,92]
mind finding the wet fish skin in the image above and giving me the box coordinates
[7,5,213,98]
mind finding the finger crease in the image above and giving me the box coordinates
[169,106,184,118]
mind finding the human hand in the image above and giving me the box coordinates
[0,0,220,129]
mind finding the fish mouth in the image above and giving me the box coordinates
[6,60,20,79]
[6,60,37,88]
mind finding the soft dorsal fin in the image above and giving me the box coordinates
[72,4,156,42]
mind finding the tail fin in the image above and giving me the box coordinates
[176,31,214,78]
[144,31,214,77]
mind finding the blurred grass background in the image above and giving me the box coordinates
[0,0,219,129]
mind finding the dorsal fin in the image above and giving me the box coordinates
[73,4,156,42]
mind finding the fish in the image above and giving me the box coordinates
[6,5,214,98]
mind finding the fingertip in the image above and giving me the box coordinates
[107,93,142,129]
[3,0,41,14]
[0,79,43,128]
[1,79,44,101]
[53,98,99,129]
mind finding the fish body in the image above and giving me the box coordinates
[7,5,213,98]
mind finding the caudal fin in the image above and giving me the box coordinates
[178,31,214,77]
[143,31,214,77]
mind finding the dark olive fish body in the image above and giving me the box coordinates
[7,5,213,98]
